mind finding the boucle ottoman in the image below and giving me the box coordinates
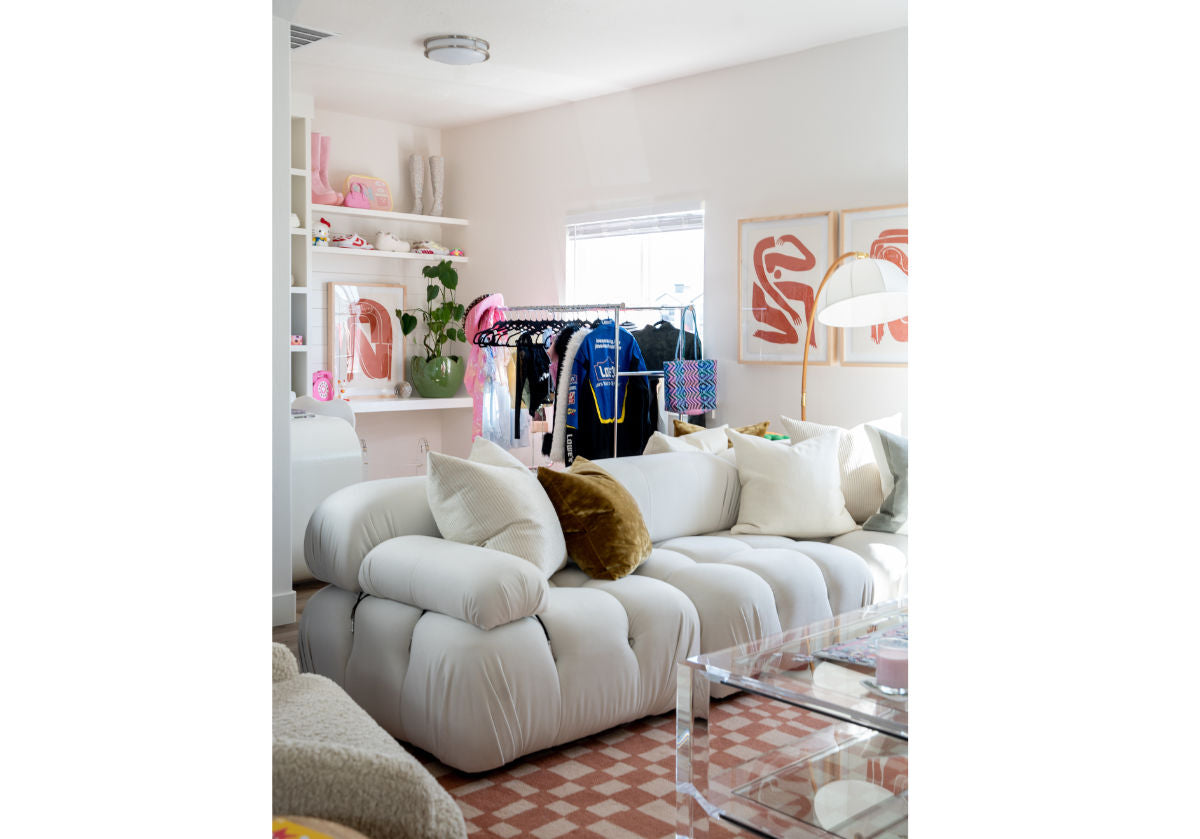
[272,644,466,839]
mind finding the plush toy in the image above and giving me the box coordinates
[312,217,331,247]
[374,231,412,252]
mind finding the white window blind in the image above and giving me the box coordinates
[566,210,704,241]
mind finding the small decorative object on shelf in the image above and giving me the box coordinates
[331,232,373,250]
[343,181,370,209]
[289,212,301,229]
[312,217,331,247]
[311,133,344,206]
[374,231,412,252]
[409,154,425,214]
[313,370,334,401]
[448,248,465,257]
[343,175,392,211]
[398,259,467,398]
[428,155,444,216]
[395,381,413,398]
[291,335,304,346]
[413,239,450,255]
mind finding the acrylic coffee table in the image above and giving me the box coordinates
[676,599,908,839]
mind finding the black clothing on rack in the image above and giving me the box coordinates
[632,320,706,427]
[564,321,657,463]
[631,320,702,371]
[512,332,553,439]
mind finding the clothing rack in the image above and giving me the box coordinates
[496,302,700,456]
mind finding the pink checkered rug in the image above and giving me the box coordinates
[412,693,839,838]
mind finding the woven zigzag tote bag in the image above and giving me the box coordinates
[662,306,717,415]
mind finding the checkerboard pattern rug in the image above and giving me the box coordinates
[413,693,838,839]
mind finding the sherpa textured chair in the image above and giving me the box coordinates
[272,643,467,839]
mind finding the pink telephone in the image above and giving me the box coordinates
[313,370,334,401]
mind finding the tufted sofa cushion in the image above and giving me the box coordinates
[300,573,700,773]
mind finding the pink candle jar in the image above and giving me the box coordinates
[875,638,908,695]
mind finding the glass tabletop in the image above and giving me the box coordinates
[682,599,908,740]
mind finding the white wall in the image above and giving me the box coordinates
[442,29,908,431]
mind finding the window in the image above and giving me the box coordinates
[566,209,704,335]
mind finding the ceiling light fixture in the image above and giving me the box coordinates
[423,34,490,65]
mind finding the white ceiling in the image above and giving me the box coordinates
[289,0,907,129]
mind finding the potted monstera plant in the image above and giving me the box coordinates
[397,260,468,398]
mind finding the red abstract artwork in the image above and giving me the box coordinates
[868,228,909,345]
[344,297,393,381]
[751,234,819,347]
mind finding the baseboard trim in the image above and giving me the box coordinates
[273,590,297,626]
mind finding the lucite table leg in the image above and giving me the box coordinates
[676,665,713,838]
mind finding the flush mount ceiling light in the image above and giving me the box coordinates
[423,34,490,65]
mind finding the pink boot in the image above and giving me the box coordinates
[320,135,343,206]
[311,133,339,205]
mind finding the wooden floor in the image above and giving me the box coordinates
[273,580,325,660]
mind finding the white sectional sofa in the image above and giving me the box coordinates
[299,451,907,772]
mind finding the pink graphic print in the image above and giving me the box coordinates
[869,228,909,344]
[344,297,393,381]
[751,234,819,347]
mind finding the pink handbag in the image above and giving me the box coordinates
[344,182,370,209]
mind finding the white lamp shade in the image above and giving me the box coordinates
[817,258,909,327]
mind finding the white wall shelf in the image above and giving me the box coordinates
[311,204,469,227]
[290,168,306,177]
[290,228,308,236]
[289,286,308,294]
[349,396,473,414]
[289,345,309,352]
[311,246,468,264]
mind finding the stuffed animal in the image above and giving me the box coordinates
[374,231,412,252]
[312,217,331,247]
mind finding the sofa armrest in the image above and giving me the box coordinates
[304,477,440,591]
[358,535,550,630]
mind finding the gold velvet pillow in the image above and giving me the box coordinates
[674,419,770,447]
[536,458,653,580]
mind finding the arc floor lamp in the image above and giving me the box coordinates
[801,253,909,420]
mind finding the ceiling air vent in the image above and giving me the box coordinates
[290,24,337,50]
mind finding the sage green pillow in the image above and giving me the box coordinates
[863,428,908,535]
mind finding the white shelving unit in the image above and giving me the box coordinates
[309,246,468,263]
[312,204,469,226]
[348,396,473,414]
[288,109,313,399]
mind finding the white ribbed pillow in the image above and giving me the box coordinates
[426,438,568,578]
[727,429,856,539]
[779,414,903,523]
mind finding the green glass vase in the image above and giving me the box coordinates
[409,355,466,398]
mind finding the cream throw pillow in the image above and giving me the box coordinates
[426,438,568,578]
[642,424,730,455]
[779,414,903,523]
[727,429,856,539]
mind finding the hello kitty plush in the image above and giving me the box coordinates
[312,217,331,247]
[374,231,412,252]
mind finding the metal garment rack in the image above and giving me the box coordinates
[497,302,699,456]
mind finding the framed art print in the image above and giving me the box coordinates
[737,211,835,365]
[327,282,407,399]
[838,204,908,366]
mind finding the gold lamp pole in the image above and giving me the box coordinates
[800,251,868,421]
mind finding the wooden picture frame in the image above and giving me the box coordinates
[326,282,407,399]
[737,211,835,365]
[837,204,908,367]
